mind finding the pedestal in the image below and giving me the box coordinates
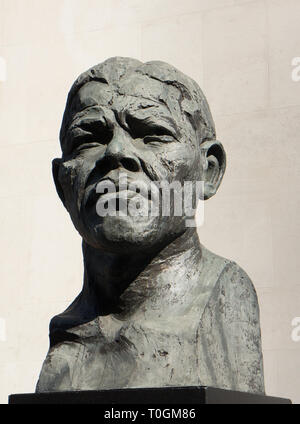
[9,386,291,404]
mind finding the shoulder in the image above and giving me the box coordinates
[201,245,257,295]
[200,245,260,320]
[197,247,264,395]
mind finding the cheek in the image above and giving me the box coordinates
[58,160,77,192]
[155,143,198,182]
[58,158,88,210]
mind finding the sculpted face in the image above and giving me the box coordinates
[53,61,225,253]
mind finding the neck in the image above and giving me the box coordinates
[82,228,202,318]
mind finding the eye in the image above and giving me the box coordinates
[143,135,175,144]
[70,132,98,152]
[76,141,103,151]
[139,125,174,139]
[134,125,176,145]
[67,121,113,153]
[126,115,177,141]
[79,121,113,145]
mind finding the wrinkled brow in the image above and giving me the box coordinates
[116,101,181,136]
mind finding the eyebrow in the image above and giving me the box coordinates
[129,114,179,138]
[67,105,106,131]
[66,101,181,140]
[123,104,180,137]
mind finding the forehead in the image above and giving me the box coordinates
[71,74,186,128]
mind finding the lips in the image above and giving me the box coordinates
[84,177,152,213]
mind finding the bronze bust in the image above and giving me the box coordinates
[36,57,264,394]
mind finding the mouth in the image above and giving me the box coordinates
[84,177,154,214]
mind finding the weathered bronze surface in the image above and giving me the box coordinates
[36,57,264,394]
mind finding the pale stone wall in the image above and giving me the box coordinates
[0,0,299,403]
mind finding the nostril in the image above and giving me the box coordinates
[96,155,119,175]
[120,157,140,172]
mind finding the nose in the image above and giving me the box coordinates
[100,129,141,173]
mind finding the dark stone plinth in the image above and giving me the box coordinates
[9,386,291,404]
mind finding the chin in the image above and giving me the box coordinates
[82,214,169,253]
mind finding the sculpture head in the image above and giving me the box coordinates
[53,57,226,254]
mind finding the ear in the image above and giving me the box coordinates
[200,140,226,200]
[52,158,66,206]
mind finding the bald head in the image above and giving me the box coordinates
[60,57,216,155]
